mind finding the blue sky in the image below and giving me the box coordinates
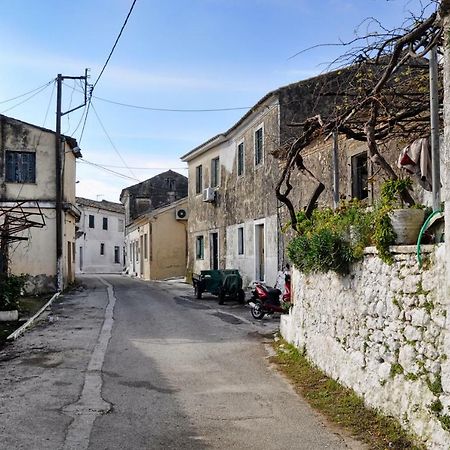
[0,0,436,201]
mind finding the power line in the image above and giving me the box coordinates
[0,80,55,105]
[93,95,251,112]
[1,82,53,114]
[93,0,137,90]
[78,158,141,182]
[63,81,251,113]
[90,101,138,180]
[78,160,187,170]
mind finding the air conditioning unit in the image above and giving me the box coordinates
[175,208,188,220]
[203,187,215,203]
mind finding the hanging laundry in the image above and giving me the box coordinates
[397,137,432,191]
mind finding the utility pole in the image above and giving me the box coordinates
[429,46,441,212]
[55,70,90,291]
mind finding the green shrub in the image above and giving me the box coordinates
[0,274,25,311]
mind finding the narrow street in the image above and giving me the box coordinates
[0,275,361,450]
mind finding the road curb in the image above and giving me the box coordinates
[7,292,60,341]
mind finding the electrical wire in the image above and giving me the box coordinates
[63,81,251,113]
[1,82,53,114]
[14,80,56,201]
[0,79,55,105]
[90,101,138,180]
[78,161,187,170]
[93,0,137,90]
[92,95,251,112]
[78,158,141,182]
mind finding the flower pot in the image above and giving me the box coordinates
[389,209,425,245]
[0,310,19,321]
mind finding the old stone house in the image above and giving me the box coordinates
[120,170,188,280]
[0,114,81,293]
[181,58,435,288]
[75,197,125,274]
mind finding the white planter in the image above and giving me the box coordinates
[0,310,19,321]
[390,209,425,245]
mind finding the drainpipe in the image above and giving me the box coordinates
[55,74,63,291]
[429,46,441,212]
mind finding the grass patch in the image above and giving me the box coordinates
[271,338,424,450]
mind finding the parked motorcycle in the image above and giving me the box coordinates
[248,273,291,320]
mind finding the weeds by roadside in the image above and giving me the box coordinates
[271,337,424,450]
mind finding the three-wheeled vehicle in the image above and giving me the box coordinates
[192,269,245,304]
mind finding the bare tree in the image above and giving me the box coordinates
[276,1,444,231]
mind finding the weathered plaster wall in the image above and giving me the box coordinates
[225,214,278,288]
[281,245,450,448]
[187,97,282,285]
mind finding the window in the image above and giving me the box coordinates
[166,177,176,190]
[238,227,244,255]
[5,151,36,183]
[144,234,148,259]
[100,243,105,255]
[89,215,95,228]
[211,157,220,187]
[118,219,124,232]
[114,246,120,263]
[254,127,263,165]
[196,235,204,260]
[103,217,108,230]
[351,153,368,200]
[237,142,244,176]
[195,165,203,194]
[72,242,76,263]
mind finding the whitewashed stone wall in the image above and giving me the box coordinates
[281,244,450,449]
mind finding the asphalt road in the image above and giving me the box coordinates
[0,275,363,450]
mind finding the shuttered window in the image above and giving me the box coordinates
[5,151,36,183]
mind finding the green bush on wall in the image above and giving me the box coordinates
[287,200,372,275]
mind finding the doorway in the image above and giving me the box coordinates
[210,232,219,270]
[79,246,83,271]
[255,224,265,281]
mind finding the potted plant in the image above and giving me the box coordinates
[379,177,425,245]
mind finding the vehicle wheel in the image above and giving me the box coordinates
[237,289,245,304]
[194,284,202,299]
[251,302,265,320]
[218,289,225,305]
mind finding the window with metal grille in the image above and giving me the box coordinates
[195,165,203,194]
[351,153,368,200]
[5,151,36,183]
[238,227,244,255]
[196,236,204,260]
[237,142,244,176]
[211,157,220,187]
[254,128,263,165]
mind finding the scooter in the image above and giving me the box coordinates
[248,273,291,320]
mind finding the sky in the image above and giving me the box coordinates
[0,0,437,202]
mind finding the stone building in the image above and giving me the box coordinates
[75,197,125,274]
[0,114,81,293]
[181,65,431,287]
[120,170,188,280]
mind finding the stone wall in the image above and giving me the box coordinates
[281,244,450,449]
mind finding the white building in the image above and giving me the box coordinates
[75,198,125,274]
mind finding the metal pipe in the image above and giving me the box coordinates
[332,131,339,209]
[55,74,63,291]
[429,46,441,211]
